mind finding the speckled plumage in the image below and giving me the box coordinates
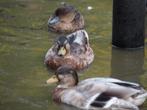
[44,30,94,71]
[55,78,146,110]
[47,67,147,110]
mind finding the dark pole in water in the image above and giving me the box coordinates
[111,47,144,82]
[112,0,146,48]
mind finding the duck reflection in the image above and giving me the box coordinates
[59,103,119,110]
[111,47,144,82]
[59,104,81,110]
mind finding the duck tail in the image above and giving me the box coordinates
[136,92,147,99]
[134,92,147,106]
[106,97,139,110]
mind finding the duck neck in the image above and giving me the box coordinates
[53,84,74,102]
[53,87,66,103]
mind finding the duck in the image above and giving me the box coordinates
[44,29,94,71]
[46,66,147,110]
[48,5,84,33]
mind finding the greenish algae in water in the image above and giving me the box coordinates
[0,0,147,110]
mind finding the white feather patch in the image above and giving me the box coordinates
[85,93,100,109]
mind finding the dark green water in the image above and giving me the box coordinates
[0,0,147,110]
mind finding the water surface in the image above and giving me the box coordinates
[0,0,147,110]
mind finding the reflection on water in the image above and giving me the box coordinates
[111,47,144,82]
[59,104,81,110]
[0,0,146,110]
[59,103,117,110]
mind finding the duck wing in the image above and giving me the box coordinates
[88,92,139,110]
[64,30,90,55]
[78,78,142,99]
[67,30,89,46]
[103,83,141,99]
[70,43,86,55]
[79,77,140,87]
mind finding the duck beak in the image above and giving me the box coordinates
[48,16,60,25]
[58,47,67,56]
[46,75,58,84]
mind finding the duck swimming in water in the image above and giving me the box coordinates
[44,30,94,71]
[46,66,147,110]
[48,5,84,33]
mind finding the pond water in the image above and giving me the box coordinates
[0,0,147,110]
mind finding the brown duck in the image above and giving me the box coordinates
[48,5,84,33]
[44,30,94,71]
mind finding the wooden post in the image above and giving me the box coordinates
[112,0,146,48]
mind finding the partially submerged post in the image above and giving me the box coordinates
[112,0,146,48]
[111,47,144,82]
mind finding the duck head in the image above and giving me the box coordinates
[46,66,79,88]
[56,36,70,56]
[48,5,76,25]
